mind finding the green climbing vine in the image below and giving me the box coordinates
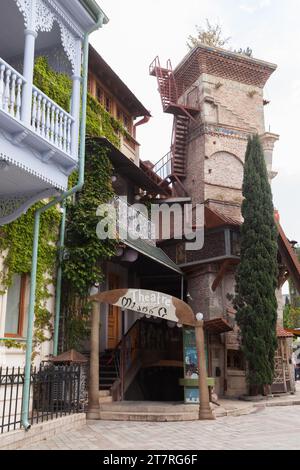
[33,57,130,146]
[61,141,117,349]
[0,204,60,350]
[0,57,124,351]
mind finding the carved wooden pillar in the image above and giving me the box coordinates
[87,300,100,419]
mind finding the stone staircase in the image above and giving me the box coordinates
[99,401,200,422]
[98,350,119,404]
[99,349,119,391]
[99,390,113,404]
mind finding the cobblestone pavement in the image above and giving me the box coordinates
[20,406,300,450]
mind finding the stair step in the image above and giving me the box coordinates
[101,371,118,377]
[175,146,186,151]
[99,396,113,404]
[99,411,198,422]
[99,390,111,397]
[175,143,186,149]
[174,152,185,158]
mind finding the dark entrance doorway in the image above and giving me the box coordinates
[125,318,184,401]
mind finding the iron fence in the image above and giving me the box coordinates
[0,363,87,434]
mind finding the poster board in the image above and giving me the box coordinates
[182,327,209,404]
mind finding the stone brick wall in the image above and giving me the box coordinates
[179,63,274,208]
[185,230,225,264]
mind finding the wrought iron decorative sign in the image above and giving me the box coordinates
[89,289,195,326]
[115,290,176,322]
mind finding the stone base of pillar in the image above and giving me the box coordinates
[199,407,216,420]
[86,407,100,420]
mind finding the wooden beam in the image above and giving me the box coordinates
[172,174,188,197]
[212,259,231,292]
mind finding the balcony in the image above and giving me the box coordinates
[0,0,108,226]
[0,58,76,172]
[114,196,156,247]
[119,133,140,166]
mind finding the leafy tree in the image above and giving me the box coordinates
[187,20,253,58]
[289,245,300,307]
[187,20,231,50]
[234,135,278,395]
[284,304,300,329]
[234,47,253,57]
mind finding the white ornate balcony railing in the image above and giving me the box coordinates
[0,58,75,158]
[31,86,74,155]
[0,58,26,120]
[114,196,156,246]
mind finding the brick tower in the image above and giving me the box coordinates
[151,45,281,397]
[175,45,279,207]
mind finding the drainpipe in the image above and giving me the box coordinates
[53,202,66,356]
[133,115,151,139]
[21,13,107,431]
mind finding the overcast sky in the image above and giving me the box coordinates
[92,0,300,245]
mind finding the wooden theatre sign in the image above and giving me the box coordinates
[89,289,195,326]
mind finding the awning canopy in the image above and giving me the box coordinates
[277,223,300,294]
[87,137,170,196]
[51,349,88,364]
[204,317,233,334]
[282,328,299,338]
[123,237,183,275]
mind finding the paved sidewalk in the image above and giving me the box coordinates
[213,384,300,417]
[21,406,300,450]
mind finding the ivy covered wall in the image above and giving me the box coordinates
[0,57,127,352]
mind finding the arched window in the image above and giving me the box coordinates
[205,151,244,189]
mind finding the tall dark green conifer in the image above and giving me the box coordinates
[234,135,278,394]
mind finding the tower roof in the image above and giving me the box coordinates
[174,44,277,96]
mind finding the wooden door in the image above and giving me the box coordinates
[107,274,120,349]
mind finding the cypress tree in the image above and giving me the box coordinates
[234,135,278,395]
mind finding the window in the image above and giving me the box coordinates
[96,85,103,104]
[4,274,28,338]
[227,350,244,370]
[117,108,122,122]
[123,114,132,134]
[231,231,241,256]
[105,96,111,113]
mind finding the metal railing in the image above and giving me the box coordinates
[110,319,141,400]
[114,196,156,246]
[152,151,173,180]
[0,364,87,434]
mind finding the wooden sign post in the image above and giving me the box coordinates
[87,289,214,420]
